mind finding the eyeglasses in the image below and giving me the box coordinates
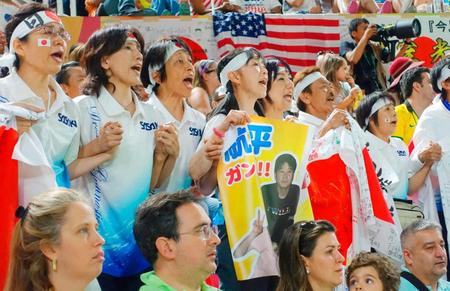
[179,224,219,241]
[34,24,71,42]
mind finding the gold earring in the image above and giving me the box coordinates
[306,268,310,274]
[52,258,57,272]
[105,69,112,78]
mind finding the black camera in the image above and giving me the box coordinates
[371,18,421,43]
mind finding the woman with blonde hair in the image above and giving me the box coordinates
[5,189,104,291]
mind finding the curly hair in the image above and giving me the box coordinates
[346,252,400,291]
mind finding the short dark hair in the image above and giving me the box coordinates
[81,25,145,97]
[355,91,395,132]
[141,36,192,91]
[55,61,81,85]
[346,252,400,291]
[400,67,430,99]
[274,153,297,174]
[431,58,450,100]
[348,18,369,39]
[263,56,293,105]
[133,190,200,264]
[4,3,48,70]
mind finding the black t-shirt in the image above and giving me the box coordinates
[340,40,383,95]
[261,183,300,243]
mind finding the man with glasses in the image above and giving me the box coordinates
[133,190,221,290]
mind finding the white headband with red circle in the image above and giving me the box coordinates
[0,10,63,70]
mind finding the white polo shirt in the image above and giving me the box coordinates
[364,132,409,200]
[147,93,205,193]
[0,70,80,187]
[74,86,161,277]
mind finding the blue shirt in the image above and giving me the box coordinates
[74,87,162,277]
[400,269,450,291]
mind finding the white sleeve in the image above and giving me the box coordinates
[268,0,282,9]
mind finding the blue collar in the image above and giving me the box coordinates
[442,97,450,112]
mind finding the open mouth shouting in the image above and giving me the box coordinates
[183,76,194,89]
[131,64,142,74]
[283,93,292,103]
[50,50,64,64]
[326,93,335,103]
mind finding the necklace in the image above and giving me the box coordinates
[120,98,134,110]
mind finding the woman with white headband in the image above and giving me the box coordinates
[140,37,219,219]
[0,3,112,190]
[355,91,439,226]
[189,47,269,290]
[74,26,178,290]
[292,66,349,138]
[409,58,449,243]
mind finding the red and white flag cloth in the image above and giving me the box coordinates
[213,12,340,73]
[0,125,19,289]
[0,103,56,205]
[306,117,402,264]
[0,104,56,288]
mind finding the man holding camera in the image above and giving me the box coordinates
[340,18,410,95]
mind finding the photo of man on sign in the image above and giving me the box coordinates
[232,153,300,278]
[261,153,300,244]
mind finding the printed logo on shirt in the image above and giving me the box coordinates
[58,113,77,128]
[189,127,203,137]
[0,96,9,103]
[397,150,407,157]
[140,121,158,131]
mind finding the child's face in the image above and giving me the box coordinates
[348,266,384,291]
[336,63,348,82]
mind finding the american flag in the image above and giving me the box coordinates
[213,12,341,72]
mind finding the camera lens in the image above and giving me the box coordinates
[394,18,421,39]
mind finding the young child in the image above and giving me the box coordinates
[319,54,361,112]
